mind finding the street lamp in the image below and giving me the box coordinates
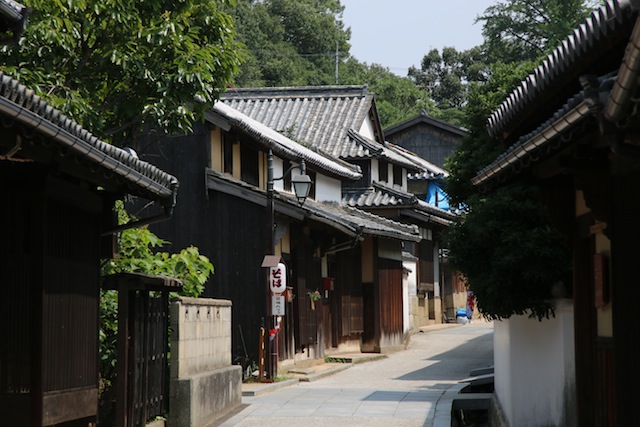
[291,173,312,205]
[263,149,312,381]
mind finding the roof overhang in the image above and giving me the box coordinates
[207,102,363,181]
[205,168,421,242]
[0,72,178,208]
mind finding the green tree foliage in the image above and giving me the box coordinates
[443,1,603,320]
[446,183,571,321]
[445,61,532,206]
[444,60,572,320]
[99,202,214,403]
[231,0,437,128]
[408,46,488,111]
[231,0,350,87]
[0,0,243,146]
[478,0,602,64]
[338,60,437,127]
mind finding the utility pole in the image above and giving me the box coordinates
[335,40,339,84]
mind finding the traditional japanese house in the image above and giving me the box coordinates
[143,100,420,370]
[219,86,435,351]
[472,1,640,425]
[0,71,178,426]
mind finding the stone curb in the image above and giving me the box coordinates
[241,378,299,397]
[298,363,352,382]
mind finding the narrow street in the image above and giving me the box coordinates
[218,320,494,427]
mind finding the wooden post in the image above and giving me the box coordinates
[115,290,130,427]
[258,325,265,382]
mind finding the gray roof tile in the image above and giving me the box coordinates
[0,72,178,202]
[343,182,458,225]
[487,0,634,138]
[210,102,362,180]
[220,86,393,160]
[343,182,416,208]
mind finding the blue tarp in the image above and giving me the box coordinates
[426,180,450,210]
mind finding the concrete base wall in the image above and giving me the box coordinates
[169,298,242,427]
[409,295,431,332]
[170,365,242,427]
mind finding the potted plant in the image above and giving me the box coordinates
[307,289,321,310]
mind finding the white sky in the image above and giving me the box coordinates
[340,0,498,76]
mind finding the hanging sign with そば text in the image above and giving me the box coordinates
[269,262,287,294]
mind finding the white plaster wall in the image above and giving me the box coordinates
[494,301,575,427]
[403,258,417,333]
[272,156,285,191]
[314,174,342,202]
[402,271,410,335]
[432,241,440,299]
[398,169,407,192]
[359,117,376,140]
[371,158,380,182]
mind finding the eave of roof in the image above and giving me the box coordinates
[346,129,421,170]
[343,182,458,225]
[208,102,362,181]
[487,0,636,140]
[474,92,594,186]
[386,142,449,178]
[343,182,417,208]
[205,168,420,242]
[0,72,178,204]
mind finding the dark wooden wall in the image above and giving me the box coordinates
[378,258,403,340]
[1,166,102,426]
[142,125,269,364]
[386,123,462,169]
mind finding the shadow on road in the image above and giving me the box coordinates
[395,333,493,382]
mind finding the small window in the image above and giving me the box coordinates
[379,160,388,182]
[393,164,403,187]
[346,160,370,188]
[223,133,233,175]
[241,142,259,186]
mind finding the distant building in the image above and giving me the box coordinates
[384,109,468,170]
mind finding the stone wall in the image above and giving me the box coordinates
[169,297,242,427]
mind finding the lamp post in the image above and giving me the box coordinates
[264,149,312,381]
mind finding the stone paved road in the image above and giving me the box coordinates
[219,320,493,427]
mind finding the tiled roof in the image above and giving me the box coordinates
[343,182,458,226]
[387,143,449,179]
[474,90,593,186]
[220,86,393,160]
[343,182,416,208]
[415,200,458,225]
[209,102,362,180]
[487,0,635,138]
[306,201,421,242]
[0,72,178,203]
[347,129,420,171]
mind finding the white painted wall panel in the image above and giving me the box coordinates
[494,301,575,426]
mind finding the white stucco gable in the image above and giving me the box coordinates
[359,115,377,141]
